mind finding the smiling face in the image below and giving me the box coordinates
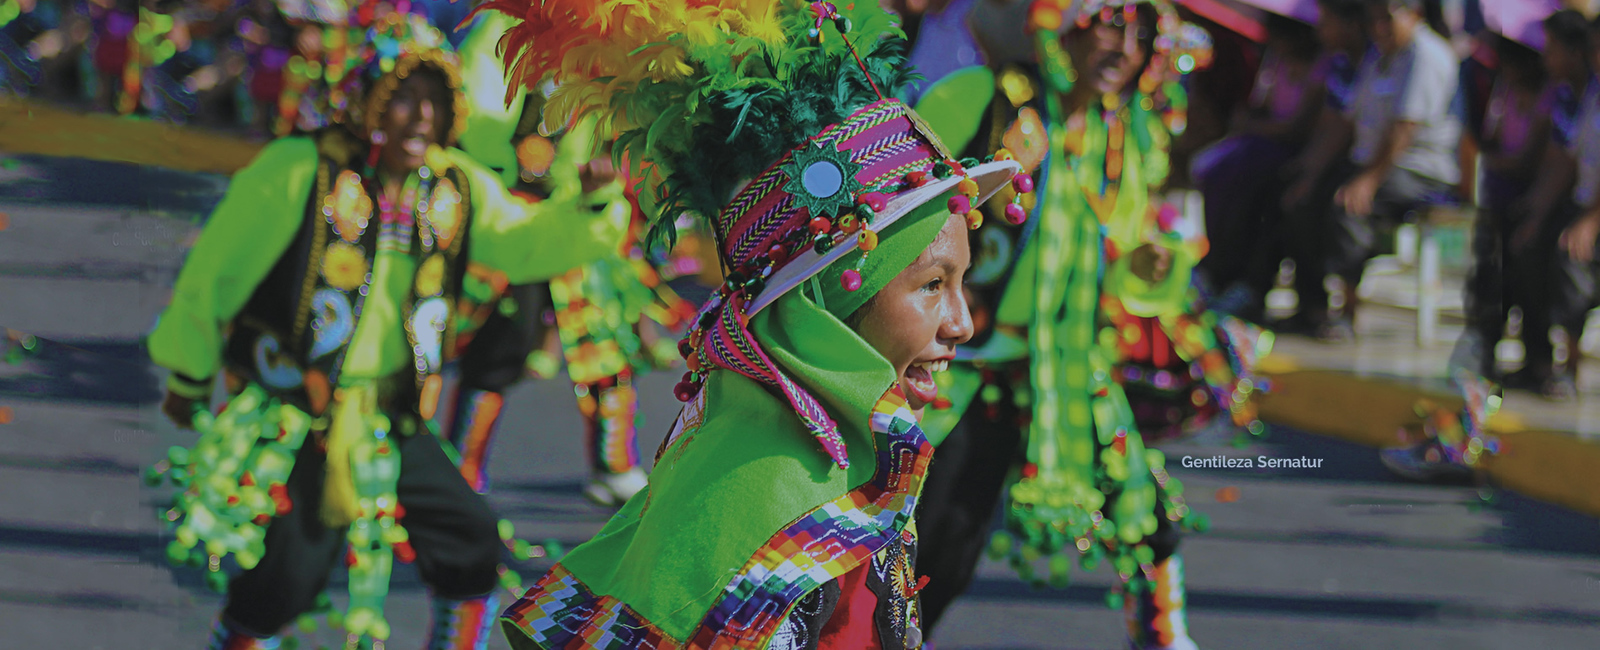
[851,213,975,414]
[374,66,452,178]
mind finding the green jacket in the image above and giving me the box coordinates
[149,134,628,397]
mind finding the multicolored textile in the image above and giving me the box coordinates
[502,383,930,649]
[577,375,641,475]
[430,594,501,650]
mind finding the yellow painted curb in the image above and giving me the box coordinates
[0,98,266,175]
[1258,369,1600,517]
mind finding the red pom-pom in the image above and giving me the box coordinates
[674,381,697,402]
[809,216,832,234]
[1012,174,1035,194]
[393,540,416,564]
[947,194,971,215]
[906,171,928,186]
[1004,202,1028,225]
[858,192,889,212]
[841,269,863,292]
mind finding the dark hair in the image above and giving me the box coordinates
[1316,0,1366,25]
[1545,9,1591,56]
[1494,34,1545,90]
[1266,13,1320,62]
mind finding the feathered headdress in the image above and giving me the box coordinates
[484,0,1028,467]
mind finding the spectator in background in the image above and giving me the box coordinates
[1191,13,1325,322]
[1533,12,1600,400]
[1463,32,1554,385]
[1278,0,1370,332]
[1291,0,1461,342]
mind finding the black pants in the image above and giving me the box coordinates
[457,283,550,394]
[1501,202,1599,370]
[913,374,1181,634]
[223,427,503,637]
[1287,164,1451,319]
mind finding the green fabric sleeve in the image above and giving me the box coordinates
[455,133,630,285]
[455,12,525,188]
[147,137,320,384]
[912,66,996,158]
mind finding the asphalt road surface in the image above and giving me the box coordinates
[3,153,1600,649]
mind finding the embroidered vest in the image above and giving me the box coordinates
[224,132,472,422]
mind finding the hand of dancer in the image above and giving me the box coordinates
[580,154,618,195]
[1130,243,1174,284]
[1560,212,1600,263]
[162,390,202,430]
[1336,171,1380,217]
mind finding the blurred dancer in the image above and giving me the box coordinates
[911,2,1271,648]
[146,4,629,647]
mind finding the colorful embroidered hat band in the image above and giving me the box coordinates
[671,99,1028,468]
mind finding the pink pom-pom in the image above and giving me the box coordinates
[1012,174,1035,194]
[1156,203,1181,232]
[1004,202,1028,225]
[841,269,863,292]
[947,194,971,215]
[858,192,889,212]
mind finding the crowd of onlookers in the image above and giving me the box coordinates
[0,0,471,133]
[1189,0,1600,402]
[7,0,1600,402]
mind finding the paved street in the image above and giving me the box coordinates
[3,153,1600,649]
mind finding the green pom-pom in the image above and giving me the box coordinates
[987,531,1014,560]
[1191,513,1212,533]
[165,540,188,566]
[166,446,190,465]
[296,615,319,633]
[498,519,515,541]
[1134,545,1155,565]
[204,569,230,593]
[281,637,300,650]
[143,466,164,487]
[513,540,532,561]
[544,538,565,559]
[1105,590,1124,609]
[326,610,344,630]
[1048,554,1071,587]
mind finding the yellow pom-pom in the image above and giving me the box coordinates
[957,178,980,197]
[966,209,983,230]
[858,230,879,251]
[994,148,1014,161]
